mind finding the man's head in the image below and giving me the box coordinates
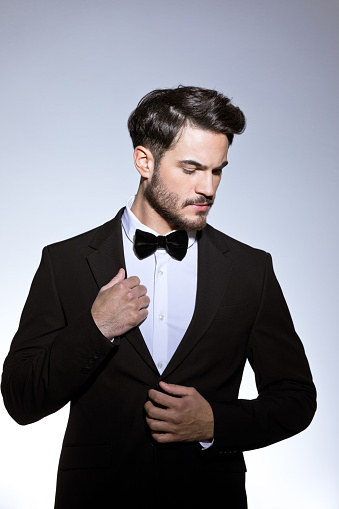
[128,86,246,233]
[128,85,246,170]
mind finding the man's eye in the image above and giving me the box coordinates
[183,168,195,174]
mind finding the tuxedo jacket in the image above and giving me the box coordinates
[1,209,316,507]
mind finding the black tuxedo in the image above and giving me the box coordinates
[1,209,316,507]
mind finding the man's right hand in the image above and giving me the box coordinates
[91,268,150,340]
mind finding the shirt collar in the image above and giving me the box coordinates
[121,195,196,247]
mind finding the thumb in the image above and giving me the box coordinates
[159,381,187,397]
[103,268,125,290]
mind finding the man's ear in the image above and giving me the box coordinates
[133,146,155,179]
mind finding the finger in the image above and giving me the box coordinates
[158,381,189,397]
[102,268,125,290]
[144,400,167,419]
[132,284,148,298]
[124,275,142,289]
[148,389,179,410]
[146,418,177,443]
[137,307,148,324]
[146,416,171,434]
[138,295,150,310]
[151,431,175,443]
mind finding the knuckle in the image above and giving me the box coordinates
[149,420,158,431]
[126,290,134,301]
[114,282,125,295]
[130,310,140,323]
[130,276,140,286]
[155,433,170,443]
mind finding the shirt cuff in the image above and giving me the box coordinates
[200,440,214,450]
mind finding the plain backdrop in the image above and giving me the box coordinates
[0,0,338,507]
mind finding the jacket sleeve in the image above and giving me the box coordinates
[1,247,116,425]
[210,253,316,453]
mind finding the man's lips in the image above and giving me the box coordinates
[189,203,211,211]
[183,197,214,211]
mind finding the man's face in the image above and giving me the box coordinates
[145,125,229,231]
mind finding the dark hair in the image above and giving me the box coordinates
[127,85,246,167]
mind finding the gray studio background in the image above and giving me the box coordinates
[0,0,338,507]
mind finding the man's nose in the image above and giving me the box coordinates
[195,172,215,198]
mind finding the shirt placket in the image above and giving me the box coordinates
[152,251,169,375]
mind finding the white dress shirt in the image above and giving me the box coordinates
[121,196,198,375]
[121,197,213,449]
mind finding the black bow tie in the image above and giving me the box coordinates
[134,229,188,261]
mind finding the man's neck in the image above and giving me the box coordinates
[131,192,174,235]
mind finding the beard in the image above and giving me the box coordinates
[144,170,214,231]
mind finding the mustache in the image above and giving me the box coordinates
[182,196,214,207]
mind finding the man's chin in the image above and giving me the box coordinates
[176,213,208,231]
[193,219,208,231]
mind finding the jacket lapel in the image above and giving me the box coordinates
[161,226,233,378]
[86,209,157,373]
[86,214,234,377]
[86,212,125,290]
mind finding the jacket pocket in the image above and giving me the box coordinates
[59,444,113,470]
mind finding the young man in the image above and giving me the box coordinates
[1,86,316,508]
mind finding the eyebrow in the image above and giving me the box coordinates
[178,159,228,170]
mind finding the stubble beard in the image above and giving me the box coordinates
[144,170,213,231]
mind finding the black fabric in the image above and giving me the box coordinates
[1,208,316,508]
[134,228,188,260]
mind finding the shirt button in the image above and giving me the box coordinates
[159,314,164,321]
[157,361,163,369]
[158,270,164,276]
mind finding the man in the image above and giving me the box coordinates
[1,86,316,508]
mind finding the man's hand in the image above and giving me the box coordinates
[144,381,214,443]
[91,268,150,340]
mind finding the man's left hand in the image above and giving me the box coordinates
[144,381,214,443]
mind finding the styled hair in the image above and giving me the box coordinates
[127,85,246,166]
